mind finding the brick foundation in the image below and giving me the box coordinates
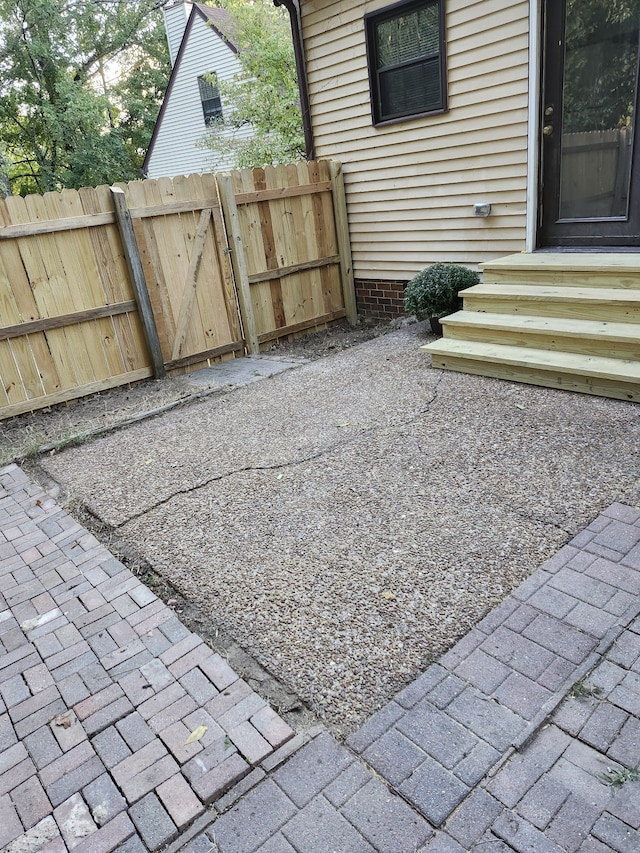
[355,279,407,320]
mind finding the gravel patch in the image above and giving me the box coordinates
[36,325,640,735]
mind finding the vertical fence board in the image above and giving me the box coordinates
[0,161,354,419]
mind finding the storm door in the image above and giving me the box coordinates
[539,0,640,247]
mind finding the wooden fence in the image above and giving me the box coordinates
[0,160,355,420]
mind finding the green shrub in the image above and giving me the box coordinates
[404,262,480,320]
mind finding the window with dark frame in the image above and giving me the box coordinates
[198,73,223,125]
[365,0,446,126]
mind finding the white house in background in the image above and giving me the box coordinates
[143,1,252,178]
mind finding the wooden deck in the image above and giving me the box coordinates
[422,254,640,402]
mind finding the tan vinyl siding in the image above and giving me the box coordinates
[301,0,530,280]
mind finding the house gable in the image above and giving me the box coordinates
[144,3,249,179]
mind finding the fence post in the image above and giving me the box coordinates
[329,161,357,326]
[216,173,259,355]
[110,186,166,379]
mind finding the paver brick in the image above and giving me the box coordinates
[129,792,177,850]
[217,692,267,733]
[346,701,405,755]
[140,658,174,692]
[516,773,570,830]
[445,789,503,849]
[54,792,97,848]
[591,813,640,853]
[398,755,470,827]
[523,613,597,663]
[228,720,272,765]
[111,738,167,784]
[479,626,555,680]
[452,739,501,786]
[148,694,198,734]
[206,679,253,720]
[118,670,155,705]
[1,673,30,707]
[527,584,577,619]
[341,777,434,852]
[274,732,353,808]
[158,719,204,764]
[116,711,156,751]
[492,811,566,853]
[50,711,88,752]
[15,696,68,740]
[24,662,55,694]
[70,810,136,853]
[493,671,553,720]
[156,773,204,829]
[83,697,134,737]
[119,753,180,804]
[448,687,526,751]
[579,702,628,751]
[586,558,640,595]
[46,756,104,808]
[199,653,239,691]
[282,794,375,853]
[323,761,371,808]
[607,715,640,766]
[92,725,133,769]
[9,684,61,723]
[213,778,297,852]
[454,648,510,695]
[549,567,616,608]
[488,725,571,808]
[394,664,447,709]
[250,705,294,749]
[10,773,51,829]
[546,793,601,852]
[168,643,213,679]
[189,752,249,804]
[0,792,24,849]
[397,700,479,769]
[137,681,185,721]
[24,725,63,769]
[180,667,219,705]
[0,755,37,796]
[83,772,126,826]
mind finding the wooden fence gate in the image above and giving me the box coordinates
[0,160,355,420]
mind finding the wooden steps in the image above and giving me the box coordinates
[422,253,640,401]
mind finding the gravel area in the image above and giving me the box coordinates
[0,318,386,466]
[36,324,640,735]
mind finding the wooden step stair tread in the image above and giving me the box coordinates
[442,311,640,341]
[422,338,640,381]
[480,253,640,274]
[464,283,640,303]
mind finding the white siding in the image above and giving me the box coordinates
[301,0,531,280]
[146,13,253,179]
[163,2,191,67]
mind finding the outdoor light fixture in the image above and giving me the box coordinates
[473,202,492,217]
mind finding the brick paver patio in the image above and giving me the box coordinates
[1,463,640,851]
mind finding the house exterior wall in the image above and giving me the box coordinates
[300,0,531,291]
[145,13,252,179]
[163,2,191,67]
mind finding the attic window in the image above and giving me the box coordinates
[198,73,223,124]
[365,0,447,126]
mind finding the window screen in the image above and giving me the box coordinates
[366,0,446,124]
[198,74,223,125]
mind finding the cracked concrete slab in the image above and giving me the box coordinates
[185,354,308,392]
[38,327,640,732]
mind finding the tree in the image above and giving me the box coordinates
[0,0,171,195]
[200,0,305,168]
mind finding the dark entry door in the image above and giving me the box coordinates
[539,0,640,247]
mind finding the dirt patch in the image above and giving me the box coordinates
[0,318,393,467]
